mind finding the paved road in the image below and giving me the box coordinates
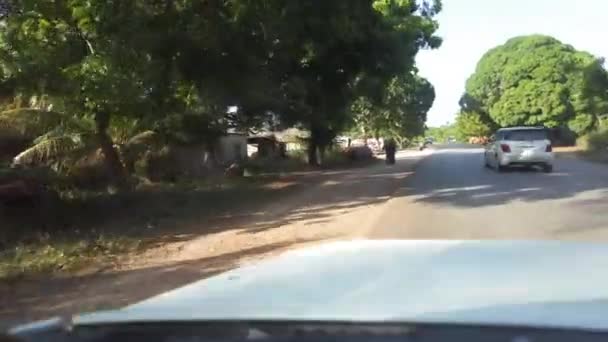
[368,147,608,241]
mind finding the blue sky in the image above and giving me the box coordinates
[416,0,608,127]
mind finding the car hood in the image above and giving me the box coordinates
[76,240,608,330]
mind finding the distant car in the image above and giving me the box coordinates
[484,126,554,172]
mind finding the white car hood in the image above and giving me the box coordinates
[77,240,608,330]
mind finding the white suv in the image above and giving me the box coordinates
[484,127,554,173]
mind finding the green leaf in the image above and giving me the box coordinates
[462,35,608,135]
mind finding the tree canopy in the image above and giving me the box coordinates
[461,35,608,136]
[351,72,435,143]
[454,111,491,141]
[0,0,443,176]
[425,123,457,143]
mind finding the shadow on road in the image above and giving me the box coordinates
[399,148,608,209]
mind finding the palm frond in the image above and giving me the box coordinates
[110,117,145,144]
[0,109,66,139]
[126,130,160,147]
[13,132,97,169]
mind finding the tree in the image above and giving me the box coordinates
[268,0,442,165]
[454,111,492,141]
[351,72,435,143]
[462,35,608,135]
[0,1,279,181]
[425,123,457,142]
[0,1,162,187]
[0,0,443,174]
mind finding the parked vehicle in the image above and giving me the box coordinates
[484,126,554,172]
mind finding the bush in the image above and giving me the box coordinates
[244,155,307,175]
[578,128,608,152]
[0,234,141,279]
[286,149,307,163]
[323,148,350,165]
[138,146,181,182]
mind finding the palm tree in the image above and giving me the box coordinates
[0,109,98,172]
[1,108,161,183]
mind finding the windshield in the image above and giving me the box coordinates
[503,130,548,141]
[2,0,608,334]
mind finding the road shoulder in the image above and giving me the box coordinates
[1,150,430,328]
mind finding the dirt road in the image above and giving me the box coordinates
[7,146,607,328]
[1,150,429,328]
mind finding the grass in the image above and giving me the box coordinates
[245,148,374,175]
[0,235,142,279]
[0,152,374,280]
[554,146,608,164]
[0,174,301,280]
[554,129,608,164]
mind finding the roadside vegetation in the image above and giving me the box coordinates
[452,35,608,145]
[567,119,608,162]
[0,173,313,279]
[0,1,441,278]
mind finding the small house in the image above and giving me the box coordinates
[247,135,286,159]
[216,133,248,164]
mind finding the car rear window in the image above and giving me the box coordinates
[503,129,548,141]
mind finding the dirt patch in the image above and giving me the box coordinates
[0,240,316,328]
[555,146,608,163]
[0,152,426,329]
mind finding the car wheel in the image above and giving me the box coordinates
[497,164,507,173]
[543,164,553,173]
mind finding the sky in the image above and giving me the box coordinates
[416,0,608,127]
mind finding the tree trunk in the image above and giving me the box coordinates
[95,111,128,189]
[318,144,326,165]
[307,139,319,166]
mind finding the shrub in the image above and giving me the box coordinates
[323,148,350,165]
[578,128,608,152]
[244,155,307,175]
[286,149,307,163]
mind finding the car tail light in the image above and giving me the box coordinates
[500,144,511,153]
[546,144,553,152]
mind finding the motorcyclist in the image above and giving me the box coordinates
[419,137,433,150]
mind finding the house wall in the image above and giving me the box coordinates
[216,135,247,164]
[145,135,247,181]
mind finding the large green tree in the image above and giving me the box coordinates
[351,72,435,143]
[462,35,608,135]
[0,0,280,182]
[0,0,443,173]
[454,110,491,141]
[0,1,165,186]
[268,0,442,164]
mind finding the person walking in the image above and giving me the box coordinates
[384,138,396,165]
